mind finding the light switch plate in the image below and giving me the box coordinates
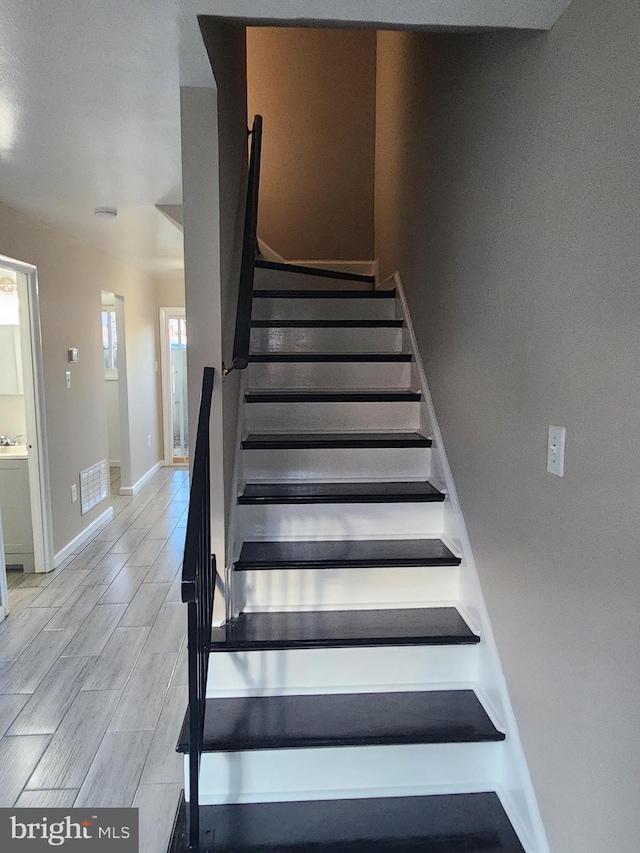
[65,370,72,390]
[547,425,566,477]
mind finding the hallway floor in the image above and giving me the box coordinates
[0,466,189,852]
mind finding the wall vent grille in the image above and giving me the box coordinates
[80,459,108,515]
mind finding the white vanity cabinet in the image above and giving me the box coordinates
[0,325,24,395]
[0,452,34,572]
[0,506,7,621]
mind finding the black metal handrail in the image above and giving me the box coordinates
[181,366,216,850]
[225,114,263,375]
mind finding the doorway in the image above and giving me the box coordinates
[159,307,189,465]
[0,255,54,619]
[101,292,132,497]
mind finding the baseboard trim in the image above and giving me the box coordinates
[256,239,376,278]
[257,237,287,263]
[119,460,162,496]
[288,259,377,278]
[54,505,114,568]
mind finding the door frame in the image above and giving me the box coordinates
[114,294,133,493]
[101,292,133,493]
[0,253,55,578]
[159,307,188,466]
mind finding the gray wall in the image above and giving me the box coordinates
[200,20,248,540]
[182,22,247,577]
[374,6,640,851]
[0,201,162,555]
[247,27,376,260]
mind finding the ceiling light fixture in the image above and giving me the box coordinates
[94,206,119,219]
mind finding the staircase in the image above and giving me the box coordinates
[169,259,539,851]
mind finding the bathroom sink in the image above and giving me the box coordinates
[0,445,28,457]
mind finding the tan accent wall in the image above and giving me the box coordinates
[247,27,376,261]
[0,201,162,555]
[374,9,640,851]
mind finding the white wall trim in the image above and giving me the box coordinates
[0,254,55,575]
[54,505,114,568]
[257,237,286,263]
[159,306,187,465]
[114,294,133,492]
[393,271,549,853]
[288,259,377,277]
[257,239,377,278]
[119,460,163,496]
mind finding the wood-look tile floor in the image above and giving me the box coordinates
[0,466,189,853]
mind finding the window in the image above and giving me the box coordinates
[101,309,118,372]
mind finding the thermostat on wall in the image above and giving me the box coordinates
[68,348,79,363]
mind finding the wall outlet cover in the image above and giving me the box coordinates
[547,425,566,477]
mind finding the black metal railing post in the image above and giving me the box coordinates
[181,366,216,850]
[225,114,263,376]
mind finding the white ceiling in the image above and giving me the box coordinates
[0,0,571,276]
[0,0,186,275]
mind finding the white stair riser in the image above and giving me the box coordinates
[236,565,460,611]
[241,446,432,481]
[192,741,503,805]
[245,401,420,432]
[254,267,372,291]
[247,361,411,389]
[250,327,402,352]
[252,298,396,321]
[238,502,445,539]
[207,645,479,697]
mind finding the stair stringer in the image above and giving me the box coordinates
[392,271,549,853]
[258,236,378,279]
[257,236,286,263]
[223,366,249,624]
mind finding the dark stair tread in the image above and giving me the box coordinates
[253,289,396,299]
[177,690,504,754]
[238,481,444,504]
[255,258,375,284]
[245,389,420,403]
[241,432,432,450]
[168,791,525,852]
[235,539,461,571]
[248,352,412,363]
[251,319,404,328]
[209,607,479,651]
